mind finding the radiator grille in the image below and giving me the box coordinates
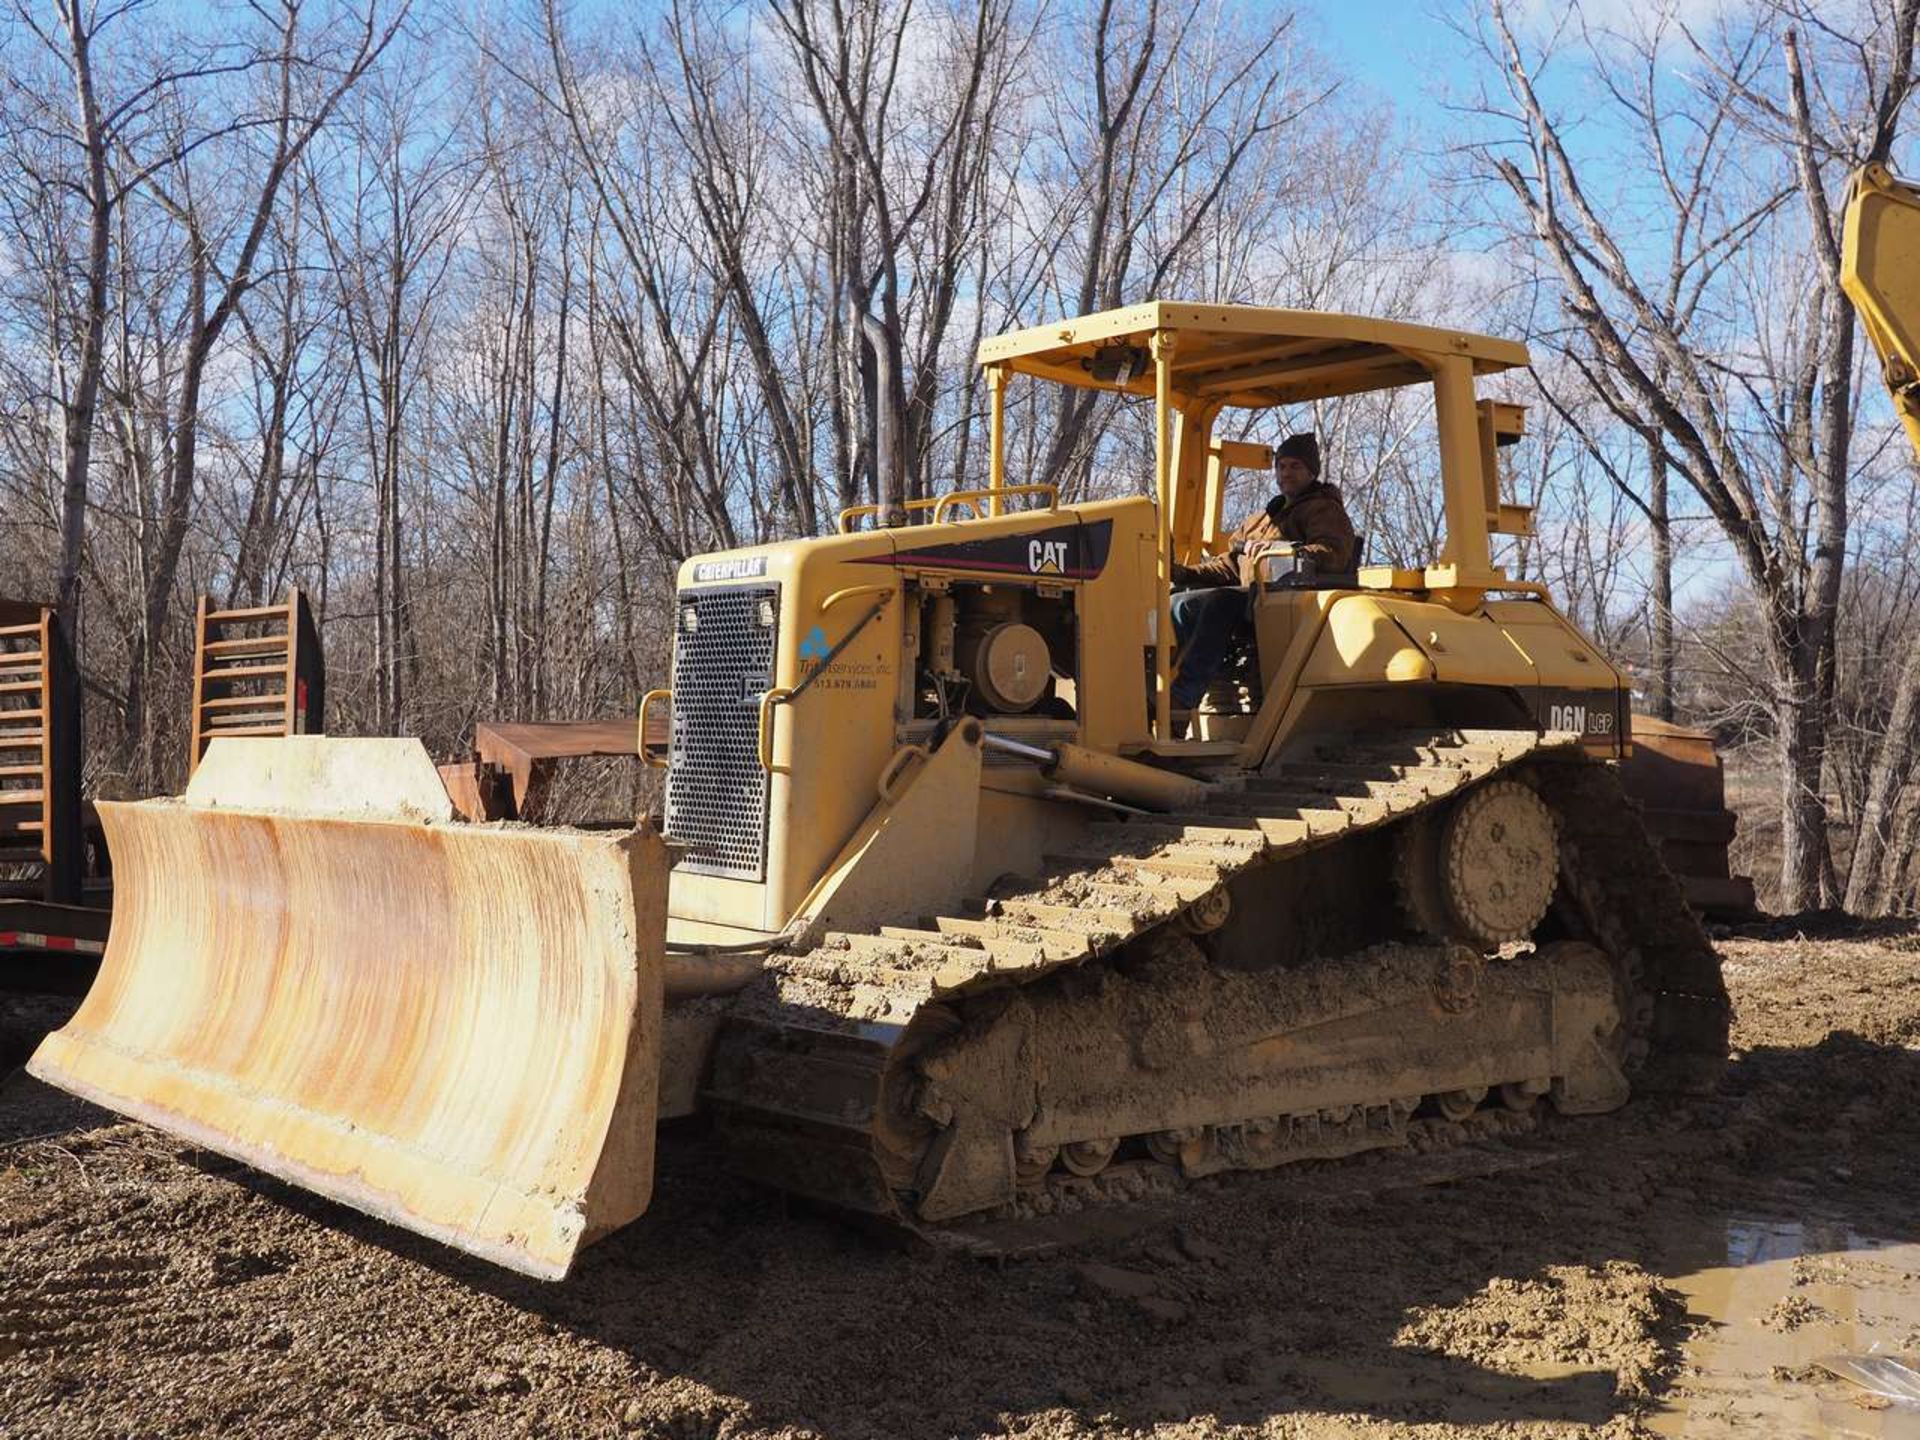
[665,584,779,879]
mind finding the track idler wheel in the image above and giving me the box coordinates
[1059,1137,1118,1176]
[1396,778,1560,948]
[1014,1131,1058,1183]
[1500,1077,1550,1112]
[1432,1086,1486,1121]
[1144,1127,1203,1166]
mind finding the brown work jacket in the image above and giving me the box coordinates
[1185,481,1359,587]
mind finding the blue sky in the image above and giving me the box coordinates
[1313,1,1450,109]
[1301,1,1766,614]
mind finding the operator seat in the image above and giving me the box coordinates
[1195,532,1369,717]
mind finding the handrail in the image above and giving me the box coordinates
[838,483,1060,533]
[838,495,946,532]
[820,584,895,612]
[756,686,795,770]
[932,483,1057,525]
[1252,545,1306,588]
[636,688,671,770]
[875,744,930,801]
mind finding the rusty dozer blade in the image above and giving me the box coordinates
[28,737,668,1281]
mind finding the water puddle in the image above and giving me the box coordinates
[1649,1217,1920,1438]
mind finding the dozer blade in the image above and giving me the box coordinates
[28,737,668,1281]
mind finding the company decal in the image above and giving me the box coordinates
[1533,686,1625,741]
[855,519,1112,579]
[691,554,768,583]
[797,622,888,692]
[1028,538,1070,574]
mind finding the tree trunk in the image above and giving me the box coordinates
[1844,636,1920,914]
[1648,443,1674,721]
[55,0,114,643]
[1776,642,1830,912]
[1886,797,1920,914]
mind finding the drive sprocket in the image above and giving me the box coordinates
[1396,777,1559,947]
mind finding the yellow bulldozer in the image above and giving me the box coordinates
[29,297,1757,1280]
[37,153,1920,1283]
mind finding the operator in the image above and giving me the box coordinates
[1168,432,1358,712]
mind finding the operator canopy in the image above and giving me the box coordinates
[976,301,1529,408]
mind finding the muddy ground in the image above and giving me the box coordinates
[4,919,1919,1439]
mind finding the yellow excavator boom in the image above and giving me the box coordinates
[28,738,669,1280]
[1842,163,1920,463]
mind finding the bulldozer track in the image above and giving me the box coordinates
[1537,758,1731,1089]
[706,728,1731,1236]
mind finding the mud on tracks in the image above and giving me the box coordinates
[3,920,1920,1438]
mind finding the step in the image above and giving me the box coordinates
[0,765,42,779]
[0,650,43,669]
[197,724,288,739]
[0,679,43,695]
[833,936,998,990]
[1067,851,1231,883]
[803,944,989,995]
[1268,786,1427,820]
[1210,791,1382,824]
[1184,794,1313,821]
[0,790,44,807]
[1240,773,1423,804]
[1223,803,1357,837]
[874,925,986,951]
[1051,830,1253,863]
[201,636,293,658]
[0,733,44,751]
[1019,874,1215,909]
[0,622,41,638]
[972,898,1139,934]
[1067,818,1213,842]
[205,603,293,624]
[201,661,290,683]
[778,953,934,1000]
[0,848,46,863]
[200,692,290,711]
[1068,877,1211,909]
[1259,772,1443,803]
[1277,760,1469,788]
[922,917,1067,964]
[1314,738,1504,768]
[1088,814,1270,846]
[837,927,981,953]
[995,875,1204,915]
[1274,791,1398,823]
[1169,811,1310,846]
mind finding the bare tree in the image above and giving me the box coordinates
[1031,1,1322,493]
[1461,0,1917,908]
[314,61,471,733]
[108,0,408,776]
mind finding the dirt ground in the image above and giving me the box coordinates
[4,918,1920,1439]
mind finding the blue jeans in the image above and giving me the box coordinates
[1171,586,1249,709]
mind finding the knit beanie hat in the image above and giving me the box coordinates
[1276,432,1321,476]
